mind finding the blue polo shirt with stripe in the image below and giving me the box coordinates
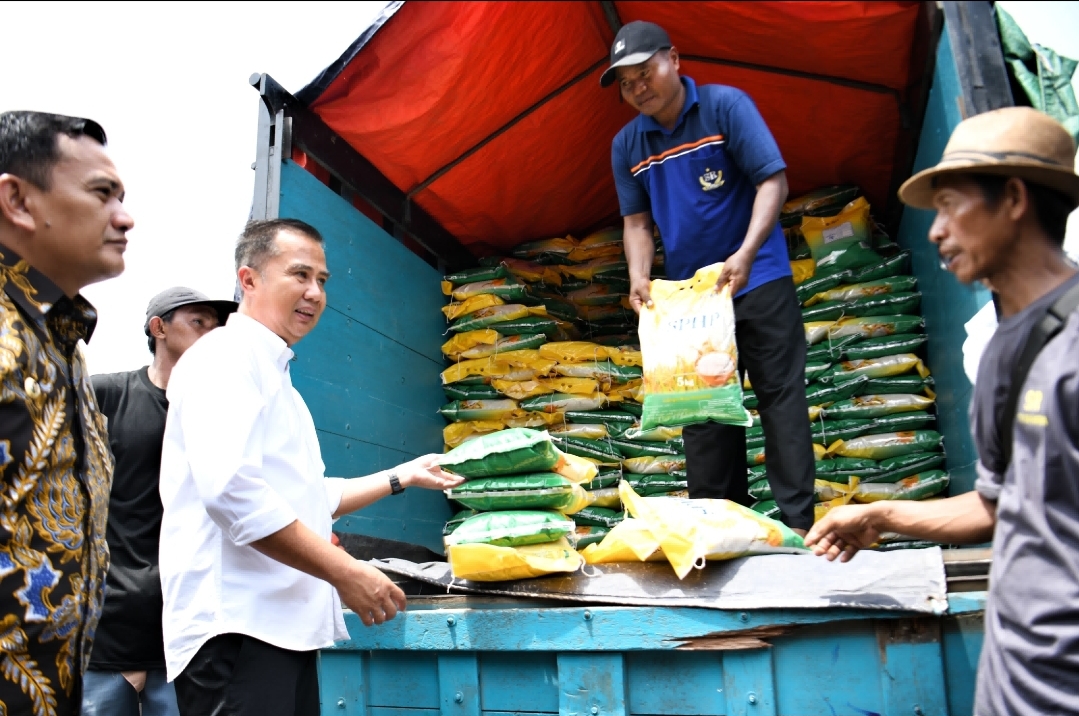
[611,77,790,294]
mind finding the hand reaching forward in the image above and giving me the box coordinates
[335,560,408,627]
[397,454,464,490]
[803,504,883,563]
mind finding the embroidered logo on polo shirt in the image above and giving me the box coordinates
[699,167,725,191]
[1018,389,1049,427]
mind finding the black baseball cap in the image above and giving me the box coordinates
[600,21,673,88]
[144,286,238,335]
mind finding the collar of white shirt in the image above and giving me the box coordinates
[226,311,295,372]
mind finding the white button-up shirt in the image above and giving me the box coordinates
[159,312,349,680]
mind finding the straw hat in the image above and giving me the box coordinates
[899,106,1079,210]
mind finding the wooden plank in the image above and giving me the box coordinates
[438,653,480,716]
[478,653,560,714]
[557,653,627,716]
[625,652,725,716]
[280,160,447,364]
[722,650,776,716]
[877,619,949,716]
[318,651,368,716]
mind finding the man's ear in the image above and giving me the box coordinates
[1003,177,1030,224]
[0,174,38,233]
[149,315,167,341]
[669,46,680,72]
[237,265,259,294]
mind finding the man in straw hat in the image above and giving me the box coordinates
[806,106,1079,715]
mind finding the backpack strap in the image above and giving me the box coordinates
[1000,279,1079,467]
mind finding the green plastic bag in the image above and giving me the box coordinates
[823,394,935,419]
[845,292,922,318]
[439,428,561,478]
[573,506,625,528]
[443,509,480,536]
[444,265,511,286]
[625,473,688,496]
[621,425,683,442]
[548,435,623,464]
[549,423,610,440]
[620,402,643,417]
[872,411,937,433]
[827,354,927,381]
[554,361,642,384]
[743,390,759,409]
[748,480,772,501]
[748,464,769,482]
[452,305,540,332]
[585,469,623,490]
[806,334,863,363]
[574,525,611,548]
[607,437,682,459]
[865,452,947,484]
[622,455,687,475]
[806,374,870,406]
[811,419,877,444]
[801,197,881,274]
[854,471,950,502]
[444,383,502,401]
[807,277,918,305]
[447,474,587,512]
[849,252,911,283]
[567,284,627,306]
[815,457,882,483]
[521,393,607,413]
[450,279,530,302]
[565,410,639,429]
[841,333,927,360]
[489,315,562,337]
[802,301,849,322]
[827,315,926,341]
[512,237,577,261]
[829,431,943,460]
[862,375,935,395]
[797,270,854,305]
[746,426,765,450]
[439,399,520,423]
[782,185,862,220]
[445,510,575,547]
[751,500,782,520]
[805,362,833,383]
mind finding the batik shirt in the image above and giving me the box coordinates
[0,247,112,716]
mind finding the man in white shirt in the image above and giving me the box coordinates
[159,218,461,716]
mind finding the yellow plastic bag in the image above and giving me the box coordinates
[622,455,686,474]
[503,411,564,429]
[444,420,506,449]
[442,294,506,321]
[608,347,643,367]
[441,351,558,385]
[552,450,600,484]
[580,518,666,563]
[549,423,610,441]
[560,256,628,281]
[605,379,643,403]
[639,263,752,430]
[538,341,614,363]
[448,537,584,581]
[790,259,816,286]
[441,329,501,358]
[585,487,622,509]
[492,377,600,400]
[499,258,563,286]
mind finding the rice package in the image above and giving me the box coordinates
[436,428,560,478]
[639,262,753,430]
[800,197,881,274]
[445,510,575,547]
[448,537,583,582]
[446,474,589,514]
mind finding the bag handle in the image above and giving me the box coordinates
[1000,279,1079,467]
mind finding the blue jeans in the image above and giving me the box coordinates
[82,669,180,716]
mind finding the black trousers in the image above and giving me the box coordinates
[174,634,318,716]
[682,276,816,529]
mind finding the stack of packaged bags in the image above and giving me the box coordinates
[748,185,949,551]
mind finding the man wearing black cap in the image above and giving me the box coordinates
[82,287,235,716]
[605,21,815,533]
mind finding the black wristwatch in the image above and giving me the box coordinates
[389,473,405,495]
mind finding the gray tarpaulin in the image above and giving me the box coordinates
[372,547,949,614]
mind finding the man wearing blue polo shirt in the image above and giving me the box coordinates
[604,21,815,533]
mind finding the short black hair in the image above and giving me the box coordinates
[0,111,107,190]
[965,173,1073,246]
[147,308,177,355]
[235,218,324,273]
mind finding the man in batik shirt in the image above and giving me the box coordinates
[0,111,134,715]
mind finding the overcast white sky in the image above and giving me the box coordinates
[1,1,1076,375]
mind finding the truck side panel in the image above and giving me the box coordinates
[278,161,451,553]
[896,27,993,496]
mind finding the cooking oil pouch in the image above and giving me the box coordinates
[585,487,622,509]
[442,265,511,291]
[438,428,561,478]
[827,315,926,341]
[439,399,520,423]
[448,537,583,581]
[867,452,947,484]
[450,279,530,302]
[441,351,557,385]
[638,263,752,430]
[538,341,612,363]
[548,435,624,464]
[854,471,950,503]
[811,418,878,444]
[447,474,590,514]
[796,270,854,305]
[620,482,808,579]
[443,509,480,536]
[520,392,608,414]
[549,423,609,441]
[823,394,935,419]
[512,236,579,261]
[621,425,683,442]
[845,292,922,318]
[871,412,937,433]
[442,294,506,322]
[806,334,864,363]
[827,431,943,460]
[565,410,638,430]
[580,518,666,564]
[841,333,928,360]
[574,525,611,549]
[622,455,687,474]
[790,258,816,285]
[490,315,562,337]
[444,509,576,547]
[802,301,849,323]
[444,421,507,449]
[626,473,688,496]
[554,361,642,384]
[492,377,599,400]
[573,506,625,528]
[805,374,870,406]
[751,500,783,520]
[607,437,682,459]
[828,354,929,381]
[444,383,502,401]
[566,284,627,306]
[861,376,936,397]
[782,185,862,218]
[801,197,881,274]
[451,304,548,333]
[806,276,919,305]
[849,251,911,283]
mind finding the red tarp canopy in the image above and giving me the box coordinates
[301,1,933,256]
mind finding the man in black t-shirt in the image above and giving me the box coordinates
[82,287,236,716]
